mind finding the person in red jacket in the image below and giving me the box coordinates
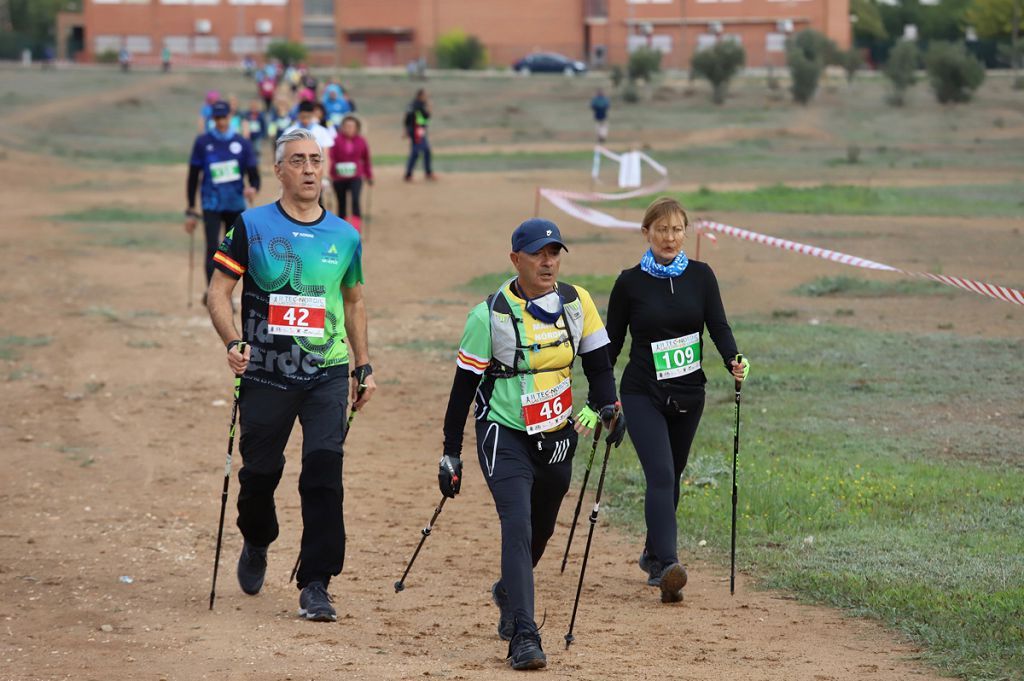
[328,114,373,232]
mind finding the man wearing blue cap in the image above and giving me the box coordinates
[185,100,260,297]
[437,218,626,670]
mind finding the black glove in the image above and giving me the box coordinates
[600,403,626,447]
[438,454,462,498]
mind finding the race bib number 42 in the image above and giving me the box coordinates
[268,294,326,338]
[521,377,572,435]
[652,333,701,380]
[209,159,241,185]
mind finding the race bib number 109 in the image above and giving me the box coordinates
[268,294,326,338]
[651,333,701,380]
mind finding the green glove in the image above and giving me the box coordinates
[735,354,750,379]
[575,404,599,430]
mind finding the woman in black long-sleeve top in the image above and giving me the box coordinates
[606,197,749,604]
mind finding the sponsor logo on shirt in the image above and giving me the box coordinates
[292,231,314,238]
[229,141,243,155]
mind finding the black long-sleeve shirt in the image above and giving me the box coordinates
[606,261,738,398]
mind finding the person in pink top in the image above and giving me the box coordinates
[329,114,373,232]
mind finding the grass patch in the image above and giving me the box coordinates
[590,320,1024,680]
[794,275,952,298]
[618,183,1024,218]
[0,336,52,361]
[57,207,180,223]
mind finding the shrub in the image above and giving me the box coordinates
[924,41,985,103]
[96,48,119,64]
[622,80,640,103]
[789,28,840,66]
[690,40,746,104]
[628,47,662,82]
[839,48,864,83]
[788,48,822,104]
[883,41,919,106]
[610,64,624,88]
[266,40,308,66]
[434,29,487,70]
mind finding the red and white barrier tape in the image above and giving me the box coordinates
[538,187,1024,306]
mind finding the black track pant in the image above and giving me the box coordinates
[476,421,576,629]
[236,373,348,589]
[203,210,241,283]
[621,391,705,570]
[332,178,363,219]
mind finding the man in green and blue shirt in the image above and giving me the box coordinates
[206,127,376,623]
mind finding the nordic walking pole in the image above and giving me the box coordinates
[210,341,246,610]
[730,353,744,596]
[290,382,367,583]
[560,421,603,573]
[394,496,448,593]
[565,405,620,650]
[187,229,195,308]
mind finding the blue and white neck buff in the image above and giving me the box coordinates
[640,248,688,279]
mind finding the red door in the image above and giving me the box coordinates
[366,35,397,67]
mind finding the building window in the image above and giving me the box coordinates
[94,35,122,52]
[765,32,787,53]
[628,34,672,53]
[303,24,335,40]
[125,35,152,53]
[304,0,333,15]
[193,36,220,54]
[231,35,260,54]
[164,35,191,54]
[695,34,717,51]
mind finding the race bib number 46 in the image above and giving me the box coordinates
[209,159,241,185]
[268,294,326,338]
[335,162,357,178]
[521,377,572,435]
[652,333,701,380]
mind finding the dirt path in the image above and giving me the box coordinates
[1,141,989,680]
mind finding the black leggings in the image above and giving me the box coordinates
[332,178,362,219]
[236,375,348,589]
[476,421,576,629]
[621,391,705,570]
[203,210,241,283]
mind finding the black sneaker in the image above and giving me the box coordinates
[658,562,688,604]
[491,581,515,641]
[506,624,546,671]
[236,541,268,595]
[639,550,658,586]
[298,581,337,622]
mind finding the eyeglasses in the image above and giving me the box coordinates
[651,226,686,237]
[284,155,323,169]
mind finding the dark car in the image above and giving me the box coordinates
[513,52,587,75]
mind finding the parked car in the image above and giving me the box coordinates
[513,52,587,75]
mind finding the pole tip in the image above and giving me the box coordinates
[564,634,574,650]
[394,581,404,593]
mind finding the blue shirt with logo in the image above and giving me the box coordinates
[189,130,257,213]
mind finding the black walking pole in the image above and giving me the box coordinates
[730,354,744,596]
[560,421,603,573]
[290,383,367,583]
[394,496,448,593]
[209,342,246,610]
[564,406,620,650]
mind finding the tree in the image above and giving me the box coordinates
[968,0,1022,79]
[785,29,836,104]
[838,48,865,83]
[925,41,986,102]
[690,40,746,104]
[434,28,487,69]
[850,0,888,41]
[266,40,308,66]
[628,46,662,82]
[0,0,82,58]
[883,40,919,106]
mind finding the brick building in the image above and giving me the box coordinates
[74,0,849,68]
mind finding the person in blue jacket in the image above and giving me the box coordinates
[590,89,610,143]
[185,100,261,297]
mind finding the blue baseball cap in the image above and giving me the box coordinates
[211,101,231,118]
[511,218,568,254]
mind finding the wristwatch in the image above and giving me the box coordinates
[185,208,201,219]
